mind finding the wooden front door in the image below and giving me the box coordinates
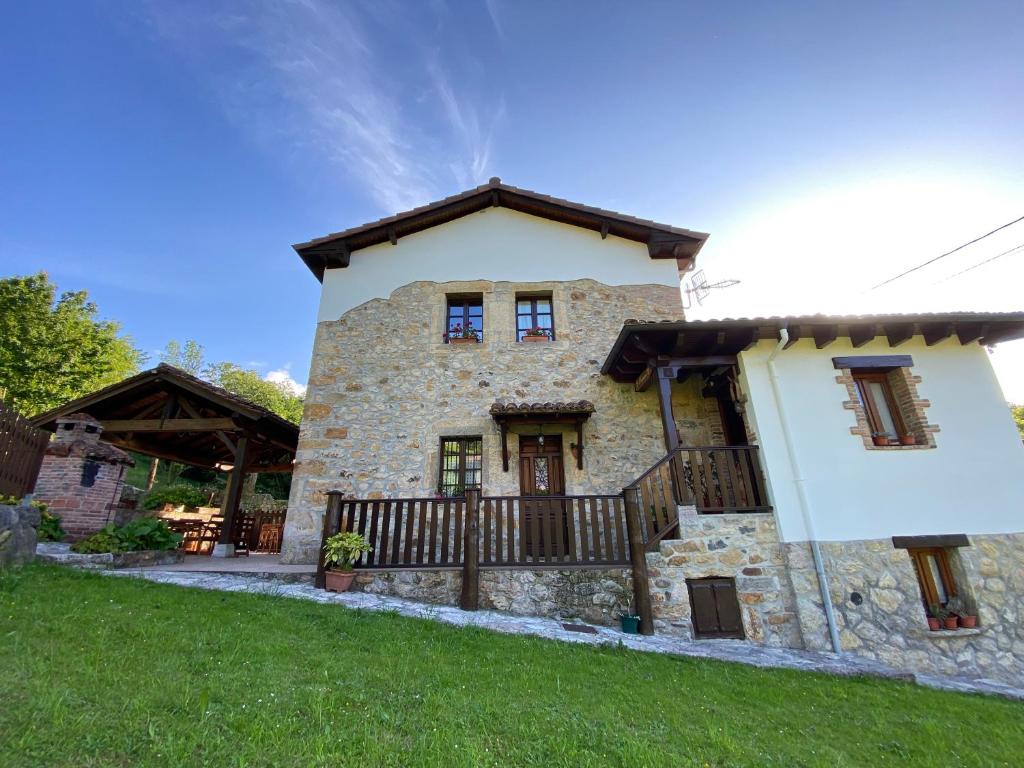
[519,436,567,558]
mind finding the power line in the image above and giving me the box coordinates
[870,213,1024,290]
[934,241,1024,283]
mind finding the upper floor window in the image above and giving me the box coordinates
[446,295,483,343]
[852,370,909,446]
[516,294,555,341]
[438,436,482,497]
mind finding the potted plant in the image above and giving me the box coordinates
[947,596,977,629]
[899,434,916,446]
[872,433,894,447]
[322,532,372,592]
[522,327,551,343]
[447,324,480,344]
[926,604,943,631]
[617,595,640,634]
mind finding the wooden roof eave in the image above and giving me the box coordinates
[293,181,708,282]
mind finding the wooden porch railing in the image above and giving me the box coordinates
[314,445,771,637]
[624,446,771,547]
[479,495,629,568]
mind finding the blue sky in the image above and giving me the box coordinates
[2,2,1023,396]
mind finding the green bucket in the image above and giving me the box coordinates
[619,614,640,634]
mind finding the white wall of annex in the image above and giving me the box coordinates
[317,207,682,321]
[738,337,1024,543]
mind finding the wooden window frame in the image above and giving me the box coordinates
[852,370,907,439]
[908,547,957,608]
[437,436,483,498]
[515,293,555,341]
[445,295,483,343]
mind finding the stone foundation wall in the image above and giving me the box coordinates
[647,511,803,646]
[283,278,722,564]
[787,532,1024,685]
[351,567,632,626]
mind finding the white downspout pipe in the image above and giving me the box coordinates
[767,328,843,654]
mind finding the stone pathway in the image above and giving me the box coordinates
[105,567,1024,700]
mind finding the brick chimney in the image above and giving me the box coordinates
[33,413,135,540]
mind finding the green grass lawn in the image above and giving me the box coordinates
[1,565,1020,768]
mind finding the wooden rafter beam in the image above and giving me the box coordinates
[923,323,954,346]
[813,326,838,349]
[886,323,915,347]
[783,326,801,349]
[100,418,238,433]
[849,325,877,348]
[634,366,654,393]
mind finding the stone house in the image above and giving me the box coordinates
[283,178,1024,686]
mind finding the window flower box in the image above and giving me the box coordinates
[449,336,479,345]
[522,327,552,343]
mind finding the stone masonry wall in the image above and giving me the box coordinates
[787,532,1024,686]
[283,278,723,563]
[647,510,804,646]
[351,568,632,626]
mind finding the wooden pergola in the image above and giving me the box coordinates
[32,364,299,556]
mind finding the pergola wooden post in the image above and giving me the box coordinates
[213,435,251,557]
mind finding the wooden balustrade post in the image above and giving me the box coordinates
[459,489,480,611]
[314,494,343,589]
[623,487,655,635]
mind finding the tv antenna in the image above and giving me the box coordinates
[682,270,740,309]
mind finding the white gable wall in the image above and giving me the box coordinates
[317,207,681,321]
[739,337,1024,543]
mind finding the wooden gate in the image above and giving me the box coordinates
[0,398,49,499]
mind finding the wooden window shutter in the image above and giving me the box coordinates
[687,578,745,639]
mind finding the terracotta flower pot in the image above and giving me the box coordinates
[324,569,356,593]
[927,617,941,631]
[449,336,479,345]
[943,616,959,630]
[872,435,892,447]
[959,615,977,629]
[522,335,550,342]
[899,435,916,446]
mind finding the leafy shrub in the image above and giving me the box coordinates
[142,485,208,511]
[70,517,182,554]
[70,530,124,554]
[37,511,66,542]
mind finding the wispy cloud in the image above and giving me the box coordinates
[484,0,505,41]
[266,364,307,396]
[137,0,504,213]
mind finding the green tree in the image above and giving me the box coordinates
[0,273,144,415]
[160,339,206,376]
[206,362,304,424]
[1011,404,1024,440]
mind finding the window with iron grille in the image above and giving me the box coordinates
[438,436,482,497]
[445,295,483,343]
[515,294,554,341]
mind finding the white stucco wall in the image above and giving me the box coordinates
[739,337,1024,542]
[317,207,681,321]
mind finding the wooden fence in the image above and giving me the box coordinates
[0,398,49,499]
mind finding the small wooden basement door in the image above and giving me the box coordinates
[687,578,745,639]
